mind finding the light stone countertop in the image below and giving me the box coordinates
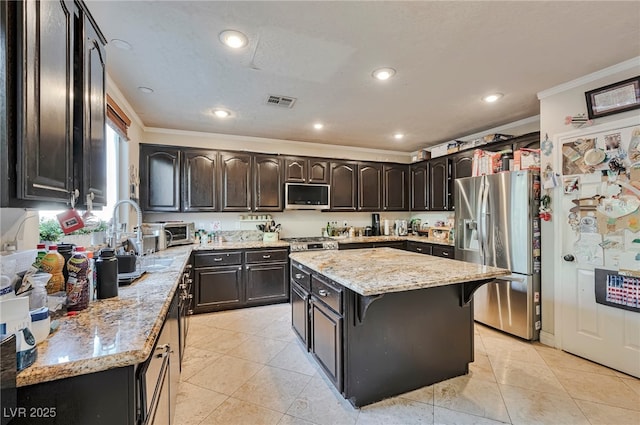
[334,235,454,246]
[290,248,509,296]
[192,240,290,250]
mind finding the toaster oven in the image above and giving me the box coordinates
[142,222,195,250]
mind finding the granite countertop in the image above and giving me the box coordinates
[289,248,509,296]
[334,235,454,246]
[16,246,192,388]
[192,240,290,250]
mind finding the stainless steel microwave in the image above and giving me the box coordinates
[285,183,330,210]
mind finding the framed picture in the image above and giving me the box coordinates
[585,76,640,119]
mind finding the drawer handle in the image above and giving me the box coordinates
[295,273,304,279]
[262,254,271,259]
[416,247,422,252]
[318,289,328,297]
[441,251,449,256]
[214,258,223,262]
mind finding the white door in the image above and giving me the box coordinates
[557,118,640,378]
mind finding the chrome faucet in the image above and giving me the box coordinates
[111,199,143,254]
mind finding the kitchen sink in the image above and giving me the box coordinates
[142,256,174,273]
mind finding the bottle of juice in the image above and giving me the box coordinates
[32,243,47,269]
[66,247,89,311]
[39,245,66,294]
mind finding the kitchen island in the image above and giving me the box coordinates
[289,248,509,407]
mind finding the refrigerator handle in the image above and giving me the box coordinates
[478,177,487,265]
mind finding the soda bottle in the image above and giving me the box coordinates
[39,245,66,294]
[32,243,47,269]
[66,247,89,311]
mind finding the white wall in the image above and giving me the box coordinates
[537,57,640,346]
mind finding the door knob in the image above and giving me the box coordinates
[563,254,575,262]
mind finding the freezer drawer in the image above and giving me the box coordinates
[474,273,540,340]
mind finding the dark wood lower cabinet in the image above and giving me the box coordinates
[310,297,343,391]
[194,265,244,312]
[246,262,288,304]
[291,281,310,348]
[192,249,289,314]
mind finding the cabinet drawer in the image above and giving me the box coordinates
[291,263,311,291]
[406,241,432,255]
[311,275,343,315]
[432,245,454,258]
[245,249,288,264]
[194,251,242,267]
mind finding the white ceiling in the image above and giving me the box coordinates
[86,1,640,153]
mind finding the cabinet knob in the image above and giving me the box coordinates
[295,273,304,279]
[262,254,271,259]
[416,247,422,252]
[318,289,328,297]
[214,258,223,262]
[185,264,193,270]
[186,278,193,284]
[563,254,575,262]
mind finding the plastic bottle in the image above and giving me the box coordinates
[57,243,75,285]
[32,243,47,269]
[39,245,66,294]
[96,248,118,299]
[66,246,89,311]
[86,251,95,302]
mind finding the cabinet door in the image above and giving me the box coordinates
[220,152,252,211]
[18,0,76,202]
[76,12,106,207]
[245,262,288,304]
[182,149,217,212]
[194,266,243,313]
[254,155,283,211]
[383,164,409,211]
[410,162,429,211]
[291,281,309,348]
[373,241,405,250]
[358,163,382,211]
[338,243,374,250]
[451,152,474,181]
[308,159,330,184]
[311,298,343,391]
[284,157,306,183]
[429,158,449,211]
[140,145,181,211]
[330,161,357,211]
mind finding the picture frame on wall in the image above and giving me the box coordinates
[585,76,640,119]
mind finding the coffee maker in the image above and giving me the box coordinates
[371,213,381,236]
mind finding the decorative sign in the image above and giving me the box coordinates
[585,76,640,119]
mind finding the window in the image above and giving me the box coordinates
[38,124,122,224]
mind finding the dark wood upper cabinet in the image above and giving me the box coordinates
[17,0,76,203]
[220,152,252,211]
[451,152,474,181]
[308,159,330,184]
[140,145,181,212]
[330,161,357,211]
[512,133,540,151]
[253,155,283,211]
[357,163,382,211]
[75,9,106,207]
[383,164,409,211]
[182,149,217,212]
[410,162,429,211]
[429,157,450,211]
[284,157,329,184]
[2,1,107,208]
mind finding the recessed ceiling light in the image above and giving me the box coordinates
[393,133,404,140]
[372,67,396,81]
[482,93,503,103]
[313,123,324,130]
[219,30,248,49]
[213,109,231,118]
[110,39,132,50]
[138,86,154,94]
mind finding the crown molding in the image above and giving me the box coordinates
[537,56,640,100]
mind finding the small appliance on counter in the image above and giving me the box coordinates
[0,297,37,371]
[371,214,381,236]
[141,222,195,250]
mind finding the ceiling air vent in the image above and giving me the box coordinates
[266,95,296,109]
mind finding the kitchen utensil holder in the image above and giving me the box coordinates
[263,232,279,242]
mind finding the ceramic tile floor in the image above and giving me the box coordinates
[175,304,640,425]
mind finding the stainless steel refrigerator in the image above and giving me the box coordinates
[454,171,542,340]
